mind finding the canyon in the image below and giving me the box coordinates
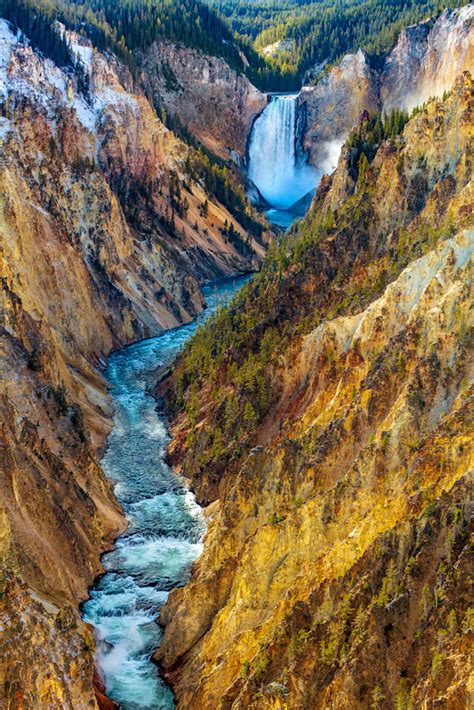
[299,5,474,171]
[157,73,473,708]
[0,3,472,709]
[0,18,268,709]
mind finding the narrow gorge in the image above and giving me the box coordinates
[157,72,474,709]
[0,2,472,709]
[83,276,248,709]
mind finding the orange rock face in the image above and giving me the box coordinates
[156,74,473,709]
[0,20,269,709]
[142,40,268,161]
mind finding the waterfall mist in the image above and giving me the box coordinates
[248,94,318,214]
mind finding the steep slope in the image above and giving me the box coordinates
[2,22,268,329]
[300,5,474,169]
[156,73,473,708]
[0,18,269,709]
[298,50,379,172]
[381,4,474,111]
[142,40,267,162]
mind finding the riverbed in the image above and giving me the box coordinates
[82,275,250,709]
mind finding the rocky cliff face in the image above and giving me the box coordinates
[2,23,267,332]
[381,4,474,111]
[157,73,473,709]
[298,50,379,172]
[0,19,268,708]
[300,5,474,169]
[142,41,267,162]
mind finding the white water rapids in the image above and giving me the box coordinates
[248,94,318,227]
[82,276,250,709]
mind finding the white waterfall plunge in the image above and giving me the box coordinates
[248,94,318,226]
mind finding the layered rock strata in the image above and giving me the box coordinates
[300,6,474,171]
[0,19,268,708]
[157,73,474,709]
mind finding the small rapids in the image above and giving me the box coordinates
[82,276,250,709]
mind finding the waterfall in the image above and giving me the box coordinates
[248,94,318,213]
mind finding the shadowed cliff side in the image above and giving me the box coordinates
[141,40,267,163]
[156,73,473,709]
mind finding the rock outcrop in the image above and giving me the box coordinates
[298,50,379,172]
[0,18,268,708]
[0,572,103,709]
[381,4,474,111]
[142,41,267,161]
[157,73,473,709]
[300,5,474,169]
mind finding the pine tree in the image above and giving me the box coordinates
[357,152,369,188]
[243,401,256,432]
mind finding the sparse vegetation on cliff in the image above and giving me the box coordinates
[1,0,468,93]
[156,74,473,708]
[185,148,266,240]
[163,86,471,480]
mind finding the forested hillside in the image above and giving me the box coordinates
[0,0,469,91]
[156,72,474,709]
[1,0,472,707]
[209,0,471,88]
[0,0,267,85]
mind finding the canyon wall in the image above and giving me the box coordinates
[300,5,474,170]
[0,19,268,708]
[157,73,473,709]
[298,50,379,173]
[142,41,267,162]
[381,4,474,111]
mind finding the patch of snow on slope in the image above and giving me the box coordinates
[73,42,93,70]
[96,84,139,115]
[57,22,94,71]
[73,96,97,131]
[0,115,10,140]
[0,19,17,98]
[62,27,139,120]
[0,17,140,135]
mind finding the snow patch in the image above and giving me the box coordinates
[73,42,93,70]
[0,19,18,98]
[0,115,10,140]
[95,85,139,114]
[73,96,97,131]
[57,22,94,71]
[0,16,140,135]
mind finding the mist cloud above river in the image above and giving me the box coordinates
[319,137,345,176]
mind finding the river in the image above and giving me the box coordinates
[82,275,251,709]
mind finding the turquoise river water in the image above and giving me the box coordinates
[82,275,250,709]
